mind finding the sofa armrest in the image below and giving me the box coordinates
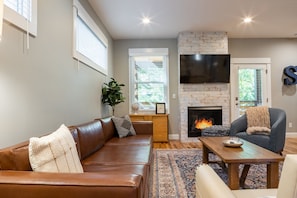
[196,164,236,198]
[0,171,142,198]
[132,121,153,135]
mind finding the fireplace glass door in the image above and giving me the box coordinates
[188,106,222,137]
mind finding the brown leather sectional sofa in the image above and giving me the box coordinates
[0,117,153,198]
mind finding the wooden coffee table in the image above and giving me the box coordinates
[199,136,284,190]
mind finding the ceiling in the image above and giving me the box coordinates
[88,0,297,40]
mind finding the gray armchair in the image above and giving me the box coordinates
[230,108,286,154]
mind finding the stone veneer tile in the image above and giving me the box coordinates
[178,31,230,142]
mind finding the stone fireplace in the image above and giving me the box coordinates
[188,106,222,137]
[178,32,230,142]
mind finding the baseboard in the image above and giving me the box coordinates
[169,132,297,140]
[169,134,180,140]
[286,132,297,137]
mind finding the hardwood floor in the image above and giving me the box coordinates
[154,137,297,155]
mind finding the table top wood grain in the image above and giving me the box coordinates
[199,136,284,164]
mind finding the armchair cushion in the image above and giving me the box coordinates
[29,124,83,173]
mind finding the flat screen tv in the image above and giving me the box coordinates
[180,54,230,83]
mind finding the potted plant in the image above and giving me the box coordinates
[101,78,125,115]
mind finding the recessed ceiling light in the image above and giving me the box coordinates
[243,17,252,23]
[142,17,151,24]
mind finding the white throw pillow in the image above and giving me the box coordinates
[29,124,83,173]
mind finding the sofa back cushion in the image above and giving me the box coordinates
[99,117,117,142]
[277,154,297,198]
[75,120,105,160]
[68,126,81,159]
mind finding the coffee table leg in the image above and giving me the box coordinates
[228,163,240,190]
[202,145,209,164]
[267,162,279,188]
[240,164,251,188]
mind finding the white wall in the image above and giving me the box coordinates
[0,0,113,148]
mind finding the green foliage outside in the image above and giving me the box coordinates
[134,58,165,110]
[239,69,257,102]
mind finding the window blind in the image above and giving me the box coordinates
[4,0,31,21]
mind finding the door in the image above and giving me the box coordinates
[231,58,271,121]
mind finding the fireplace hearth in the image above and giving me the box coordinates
[188,106,222,137]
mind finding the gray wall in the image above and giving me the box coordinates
[0,0,113,148]
[113,39,179,136]
[114,38,297,136]
[1,1,296,148]
[229,38,297,133]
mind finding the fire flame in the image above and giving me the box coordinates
[195,118,213,129]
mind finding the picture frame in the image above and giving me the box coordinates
[156,103,166,114]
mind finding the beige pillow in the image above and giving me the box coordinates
[29,124,83,173]
[246,106,271,135]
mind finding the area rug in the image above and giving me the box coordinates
[149,149,283,198]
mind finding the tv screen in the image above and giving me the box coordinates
[180,54,230,83]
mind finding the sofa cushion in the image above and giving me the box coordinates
[236,132,270,150]
[105,135,152,146]
[28,124,83,173]
[68,126,82,159]
[112,115,136,138]
[82,144,151,167]
[75,120,105,160]
[99,117,117,142]
[83,164,148,198]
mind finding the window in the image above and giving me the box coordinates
[129,48,169,113]
[238,68,263,109]
[73,0,108,75]
[3,0,37,36]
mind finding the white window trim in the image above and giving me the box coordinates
[0,0,3,40]
[72,0,108,75]
[3,0,37,36]
[129,48,170,114]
